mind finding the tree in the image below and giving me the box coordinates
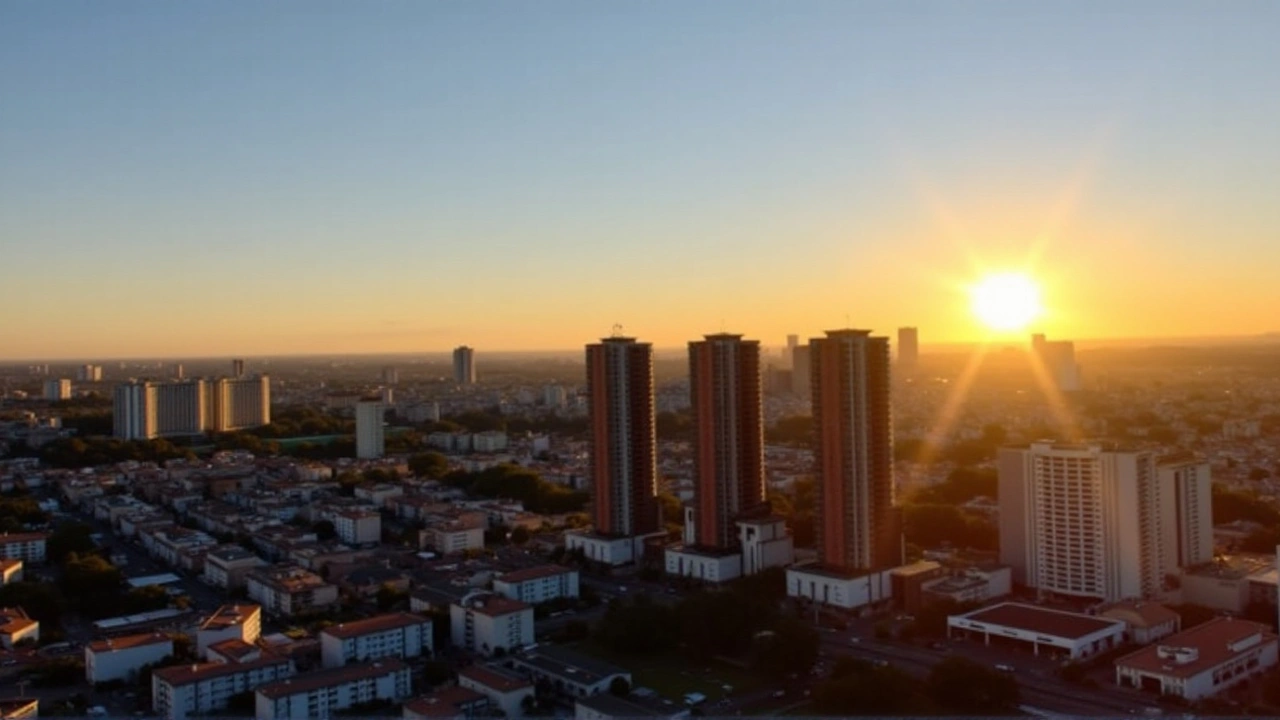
[375,583,407,612]
[609,677,631,697]
[816,659,932,716]
[925,657,1020,715]
[510,526,531,545]
[408,452,450,479]
[422,660,455,688]
[60,553,124,617]
[0,582,65,630]
[312,520,337,542]
[47,522,97,564]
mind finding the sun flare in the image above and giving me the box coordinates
[970,272,1042,332]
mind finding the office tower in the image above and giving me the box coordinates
[355,401,386,459]
[688,334,766,550]
[897,327,919,370]
[173,363,185,380]
[113,382,158,440]
[543,384,567,409]
[790,344,811,398]
[380,387,395,405]
[43,379,72,401]
[382,367,399,386]
[453,346,476,385]
[585,336,658,537]
[212,376,271,432]
[1158,454,1213,569]
[811,329,901,572]
[999,441,1184,602]
[1031,335,1081,392]
[231,359,245,378]
[786,335,799,367]
[77,364,103,382]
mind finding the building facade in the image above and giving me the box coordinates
[319,613,433,668]
[85,633,173,683]
[493,566,579,604]
[584,336,658,539]
[152,655,293,720]
[453,346,477,385]
[1158,454,1213,569]
[355,401,386,460]
[449,593,534,656]
[255,660,412,720]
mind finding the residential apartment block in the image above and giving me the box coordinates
[254,659,412,720]
[319,613,434,668]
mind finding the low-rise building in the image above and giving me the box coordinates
[921,565,1013,607]
[206,638,261,665]
[421,522,485,555]
[0,608,38,649]
[737,516,794,576]
[1179,554,1275,614]
[506,645,630,700]
[1098,601,1182,645]
[0,560,23,586]
[403,687,490,720]
[493,565,579,604]
[254,659,413,720]
[86,632,173,683]
[196,604,262,660]
[564,531,659,567]
[947,602,1127,661]
[320,612,434,668]
[786,564,894,612]
[203,545,267,590]
[575,693,690,720]
[0,533,46,564]
[246,566,339,618]
[664,546,742,584]
[1115,617,1279,700]
[326,508,382,547]
[457,664,534,718]
[450,593,534,657]
[888,561,947,613]
[152,653,294,720]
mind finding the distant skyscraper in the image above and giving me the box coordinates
[382,366,399,385]
[543,384,568,409]
[453,347,476,385]
[231,359,245,378]
[43,379,72,401]
[173,363,185,380]
[811,329,900,572]
[1031,334,1081,392]
[585,336,658,537]
[790,344,811,398]
[999,441,1200,601]
[786,335,799,367]
[212,376,271,432]
[77,364,103,382]
[355,400,386,460]
[897,327,919,370]
[688,334,766,550]
[113,382,157,440]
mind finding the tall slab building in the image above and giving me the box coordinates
[584,336,658,538]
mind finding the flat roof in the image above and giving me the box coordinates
[576,693,682,718]
[497,564,573,584]
[514,646,628,686]
[126,573,182,588]
[255,660,405,699]
[1184,554,1275,581]
[1117,617,1278,679]
[88,632,171,653]
[199,604,260,631]
[404,687,488,718]
[459,664,532,693]
[154,654,289,687]
[458,595,530,618]
[954,603,1124,641]
[321,612,427,639]
[1099,601,1181,629]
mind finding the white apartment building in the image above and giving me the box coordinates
[78,364,104,382]
[0,533,46,564]
[786,565,894,611]
[196,604,262,660]
[472,431,508,453]
[0,560,22,586]
[113,376,270,439]
[85,632,173,683]
[325,508,382,546]
[152,654,294,720]
[246,566,339,618]
[254,659,412,720]
[421,523,485,555]
[999,442,1196,602]
[203,545,267,590]
[0,608,38,649]
[43,379,72,401]
[1158,454,1214,569]
[211,375,271,431]
[319,613,433,668]
[493,566,579,604]
[450,593,534,656]
[457,665,535,719]
[356,401,386,460]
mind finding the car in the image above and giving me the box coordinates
[772,690,786,699]
[995,664,1016,673]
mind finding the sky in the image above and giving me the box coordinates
[2,1,1278,360]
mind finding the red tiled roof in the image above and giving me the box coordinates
[255,660,405,699]
[321,613,428,639]
[958,603,1123,640]
[0,533,47,545]
[404,687,487,719]
[1099,601,1181,629]
[459,664,532,693]
[207,639,258,660]
[460,595,530,618]
[88,632,171,653]
[153,654,289,687]
[0,608,34,637]
[497,565,572,584]
[1116,617,1277,679]
[199,604,260,631]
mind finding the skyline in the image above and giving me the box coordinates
[3,1,1279,359]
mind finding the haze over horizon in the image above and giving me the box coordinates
[3,1,1278,359]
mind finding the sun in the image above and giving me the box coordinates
[970,272,1042,332]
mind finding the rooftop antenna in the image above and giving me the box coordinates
[845,313,851,328]
[611,324,624,338]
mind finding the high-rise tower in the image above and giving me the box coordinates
[810,329,901,572]
[452,346,476,385]
[688,334,766,550]
[585,336,658,538]
[897,327,919,370]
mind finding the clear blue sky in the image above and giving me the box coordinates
[2,1,1278,359]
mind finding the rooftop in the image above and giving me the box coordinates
[0,532,47,544]
[1099,601,1182,629]
[255,659,405,699]
[458,594,530,618]
[153,653,289,687]
[207,638,258,661]
[403,687,488,719]
[0,560,22,572]
[496,564,574,584]
[955,603,1124,641]
[207,545,260,562]
[458,664,532,693]
[576,693,683,719]
[199,604,260,632]
[513,645,628,686]
[1116,617,1278,679]
[1184,554,1275,581]
[88,632,171,653]
[0,608,34,637]
[890,560,943,578]
[321,612,428,639]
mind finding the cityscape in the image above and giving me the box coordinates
[3,3,1280,720]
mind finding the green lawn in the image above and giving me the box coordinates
[570,640,757,700]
